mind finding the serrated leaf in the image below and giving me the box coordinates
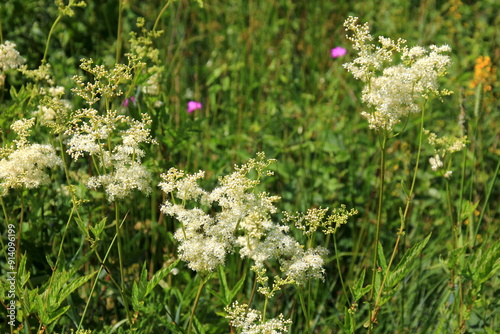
[377,241,387,272]
[45,305,71,325]
[475,240,500,285]
[459,200,479,222]
[75,217,89,237]
[89,217,107,239]
[132,281,144,310]
[386,233,431,289]
[17,253,30,287]
[57,271,97,305]
[145,260,180,297]
[351,269,370,302]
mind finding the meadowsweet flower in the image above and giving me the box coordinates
[282,247,328,284]
[425,129,466,175]
[331,46,347,58]
[187,101,202,113]
[159,153,318,276]
[429,154,443,171]
[66,108,156,201]
[0,119,62,195]
[343,16,452,131]
[0,41,25,72]
[225,301,292,334]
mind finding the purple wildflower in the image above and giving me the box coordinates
[331,46,347,58]
[187,101,202,113]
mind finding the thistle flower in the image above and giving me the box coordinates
[343,16,452,131]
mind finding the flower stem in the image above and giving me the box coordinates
[115,202,132,325]
[187,274,209,334]
[153,0,173,32]
[372,103,427,325]
[115,0,124,63]
[42,14,62,65]
[368,133,387,331]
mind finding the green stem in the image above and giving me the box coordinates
[114,202,132,324]
[78,217,122,330]
[372,103,427,324]
[333,233,350,305]
[187,274,209,334]
[0,196,10,260]
[152,0,173,32]
[42,14,63,65]
[369,133,387,314]
[298,287,310,333]
[115,0,124,63]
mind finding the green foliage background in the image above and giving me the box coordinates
[0,0,498,333]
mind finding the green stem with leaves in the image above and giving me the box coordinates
[371,102,427,325]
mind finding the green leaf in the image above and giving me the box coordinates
[57,271,97,305]
[145,260,180,297]
[386,233,432,289]
[459,200,479,222]
[475,240,500,285]
[46,305,71,325]
[217,264,230,304]
[89,217,107,239]
[351,268,370,302]
[17,253,30,287]
[377,241,387,272]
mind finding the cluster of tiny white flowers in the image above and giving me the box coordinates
[225,301,292,334]
[0,41,25,72]
[0,119,62,195]
[281,247,328,284]
[343,16,452,131]
[72,58,132,106]
[33,86,73,132]
[425,129,467,177]
[429,154,444,171]
[159,153,326,280]
[65,107,155,201]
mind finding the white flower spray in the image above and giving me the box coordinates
[0,118,62,196]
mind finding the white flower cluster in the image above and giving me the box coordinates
[159,153,328,284]
[0,41,25,72]
[425,129,467,177]
[343,16,452,131]
[65,108,155,201]
[225,301,292,334]
[0,119,62,195]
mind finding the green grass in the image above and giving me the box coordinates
[0,0,499,333]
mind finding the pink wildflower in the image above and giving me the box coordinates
[331,46,347,58]
[123,96,136,107]
[187,101,202,113]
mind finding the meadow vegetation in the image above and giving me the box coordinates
[0,0,499,333]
